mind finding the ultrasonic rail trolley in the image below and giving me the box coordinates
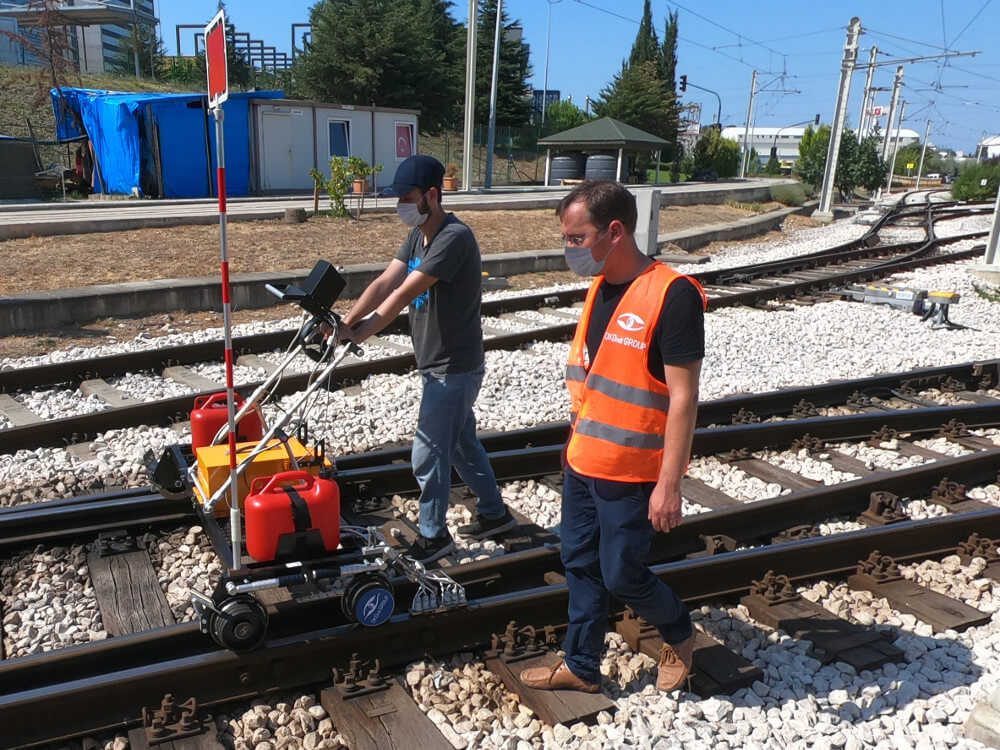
[147,261,466,651]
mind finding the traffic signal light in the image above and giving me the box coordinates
[679,75,688,93]
[814,114,820,125]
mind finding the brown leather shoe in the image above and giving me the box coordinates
[519,661,599,693]
[657,634,695,691]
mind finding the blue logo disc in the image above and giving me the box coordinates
[355,587,394,627]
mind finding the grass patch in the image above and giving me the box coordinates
[972,282,1000,304]
[769,183,808,207]
[725,199,766,213]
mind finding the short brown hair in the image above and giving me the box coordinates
[556,180,638,235]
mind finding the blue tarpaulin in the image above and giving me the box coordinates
[51,87,282,197]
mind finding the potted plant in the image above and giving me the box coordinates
[443,162,459,191]
[346,157,383,219]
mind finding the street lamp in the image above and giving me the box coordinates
[771,115,821,161]
[540,0,562,127]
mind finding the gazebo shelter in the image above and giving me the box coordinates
[537,117,670,186]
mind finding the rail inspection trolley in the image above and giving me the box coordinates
[147,261,466,651]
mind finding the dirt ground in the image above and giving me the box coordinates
[0,203,816,359]
[0,202,785,296]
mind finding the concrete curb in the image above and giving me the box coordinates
[0,182,789,241]
[0,203,811,336]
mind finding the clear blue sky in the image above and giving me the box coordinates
[155,0,1000,152]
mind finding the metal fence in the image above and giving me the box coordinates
[418,124,554,187]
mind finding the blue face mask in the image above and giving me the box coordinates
[565,230,618,276]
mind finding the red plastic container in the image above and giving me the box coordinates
[245,471,341,563]
[190,392,263,450]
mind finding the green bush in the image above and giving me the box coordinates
[691,128,740,178]
[764,156,782,176]
[310,157,352,217]
[769,183,807,206]
[952,162,1000,202]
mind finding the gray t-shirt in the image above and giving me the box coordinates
[394,213,484,374]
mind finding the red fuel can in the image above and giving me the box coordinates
[190,392,264,450]
[245,471,341,563]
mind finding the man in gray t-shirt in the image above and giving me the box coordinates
[394,213,484,374]
[336,155,515,563]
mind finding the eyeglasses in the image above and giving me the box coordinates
[561,227,608,247]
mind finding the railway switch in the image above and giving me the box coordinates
[836,284,963,328]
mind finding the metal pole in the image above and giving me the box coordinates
[130,0,141,78]
[858,45,877,141]
[880,66,903,160]
[484,0,502,189]
[884,100,905,195]
[541,0,561,127]
[976,130,987,163]
[915,119,931,189]
[739,70,757,179]
[817,17,862,221]
[461,0,477,191]
[211,106,241,570]
[984,176,1000,265]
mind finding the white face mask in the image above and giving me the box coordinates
[397,193,429,227]
[565,230,617,276]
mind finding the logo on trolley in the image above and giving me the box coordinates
[616,312,645,332]
[357,588,394,627]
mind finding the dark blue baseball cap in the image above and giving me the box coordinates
[380,155,445,197]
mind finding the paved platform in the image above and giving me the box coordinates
[0,202,811,336]
[0,179,792,241]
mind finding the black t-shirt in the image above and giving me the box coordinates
[585,275,705,383]
[394,213,485,374]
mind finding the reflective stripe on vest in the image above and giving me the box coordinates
[586,373,670,411]
[565,262,707,482]
[574,417,663,450]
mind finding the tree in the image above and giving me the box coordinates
[691,128,739,178]
[110,23,166,78]
[593,61,672,142]
[659,10,680,166]
[629,0,660,67]
[795,123,830,188]
[475,0,532,127]
[851,133,888,193]
[295,0,463,133]
[797,125,887,199]
[544,99,586,134]
[952,160,1000,201]
[764,155,782,176]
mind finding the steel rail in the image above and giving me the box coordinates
[334,401,1000,501]
[3,503,999,748]
[0,194,961,397]
[4,398,997,553]
[0,203,985,458]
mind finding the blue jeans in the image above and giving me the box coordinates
[412,366,505,539]
[560,467,693,684]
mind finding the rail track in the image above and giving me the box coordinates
[1,354,999,746]
[0,197,990,457]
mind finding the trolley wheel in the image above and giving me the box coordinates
[342,573,395,627]
[209,594,268,652]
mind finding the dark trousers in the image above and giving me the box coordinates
[560,467,693,684]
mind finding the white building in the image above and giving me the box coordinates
[720,126,920,166]
[978,135,1000,160]
[252,99,419,193]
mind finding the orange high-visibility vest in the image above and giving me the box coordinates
[565,262,707,482]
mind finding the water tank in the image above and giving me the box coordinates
[585,153,628,181]
[550,153,585,182]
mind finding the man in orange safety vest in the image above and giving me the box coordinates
[521,180,707,694]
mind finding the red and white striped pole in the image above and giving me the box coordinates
[211,106,242,570]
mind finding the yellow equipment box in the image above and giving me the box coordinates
[194,437,330,516]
